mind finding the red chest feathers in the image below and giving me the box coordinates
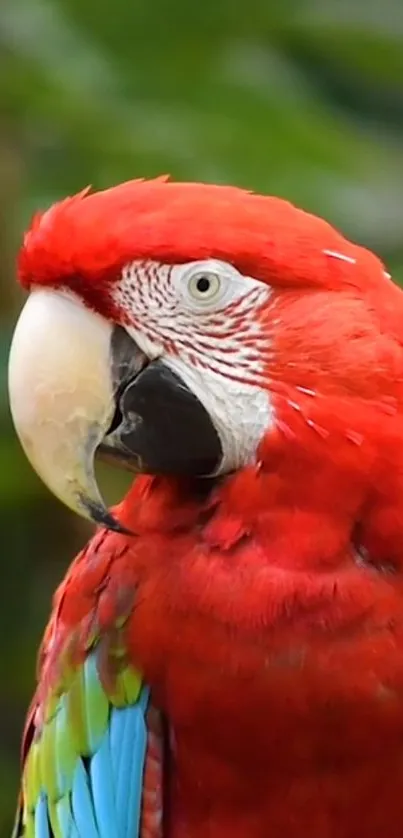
[50,479,403,838]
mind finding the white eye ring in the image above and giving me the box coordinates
[187,270,222,304]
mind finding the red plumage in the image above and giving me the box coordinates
[17,180,403,836]
[19,177,399,311]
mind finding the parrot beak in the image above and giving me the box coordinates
[8,288,222,532]
[8,289,144,532]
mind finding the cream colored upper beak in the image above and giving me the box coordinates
[8,288,117,524]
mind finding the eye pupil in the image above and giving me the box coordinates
[196,276,211,293]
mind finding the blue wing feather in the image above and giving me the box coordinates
[91,723,118,838]
[72,691,149,838]
[71,761,99,838]
[121,702,148,838]
[112,706,138,836]
[34,796,50,838]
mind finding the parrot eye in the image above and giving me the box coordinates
[187,270,222,305]
[177,258,259,314]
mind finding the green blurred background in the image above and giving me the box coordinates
[2,0,403,830]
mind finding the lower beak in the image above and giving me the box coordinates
[8,289,222,531]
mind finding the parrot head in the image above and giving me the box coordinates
[8,177,403,537]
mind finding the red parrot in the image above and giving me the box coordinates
[8,177,403,838]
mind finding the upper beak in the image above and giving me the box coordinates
[8,288,144,532]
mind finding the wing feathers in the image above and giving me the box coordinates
[16,653,151,838]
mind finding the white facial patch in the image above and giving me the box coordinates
[163,354,272,473]
[112,259,274,473]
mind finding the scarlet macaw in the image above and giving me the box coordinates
[8,178,403,838]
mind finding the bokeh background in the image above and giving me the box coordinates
[2,0,403,830]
